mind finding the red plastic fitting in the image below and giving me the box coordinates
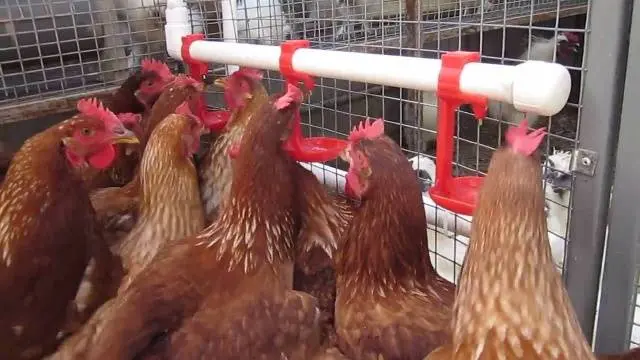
[181,33,209,82]
[181,34,231,132]
[279,40,315,92]
[429,51,488,216]
[437,51,488,118]
[277,40,346,163]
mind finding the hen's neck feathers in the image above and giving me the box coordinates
[0,122,86,266]
[197,101,298,275]
[140,88,193,146]
[139,115,198,210]
[452,149,594,360]
[339,137,438,298]
[295,165,352,259]
[117,114,204,278]
[200,83,269,221]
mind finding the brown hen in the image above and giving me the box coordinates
[198,68,351,348]
[425,121,594,360]
[199,67,268,223]
[334,118,455,359]
[74,76,205,319]
[292,164,354,348]
[0,99,136,359]
[84,84,342,360]
[81,59,176,190]
[49,109,206,360]
[89,75,205,239]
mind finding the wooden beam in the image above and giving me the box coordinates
[0,86,118,124]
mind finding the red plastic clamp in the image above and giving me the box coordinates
[279,40,315,92]
[437,51,488,119]
[428,51,489,216]
[181,34,209,82]
[181,34,231,132]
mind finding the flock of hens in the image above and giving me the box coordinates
[0,58,637,360]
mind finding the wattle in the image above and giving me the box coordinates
[88,145,117,169]
[344,173,357,199]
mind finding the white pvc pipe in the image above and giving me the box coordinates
[165,0,193,60]
[300,162,473,237]
[164,3,572,116]
[220,0,240,74]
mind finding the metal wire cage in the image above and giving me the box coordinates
[1,0,639,355]
[186,0,586,293]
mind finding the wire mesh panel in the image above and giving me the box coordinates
[0,0,188,121]
[0,0,632,352]
[192,2,586,274]
[181,0,607,340]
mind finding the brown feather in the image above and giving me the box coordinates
[199,73,270,223]
[116,113,206,289]
[49,113,206,360]
[80,69,165,190]
[294,164,353,275]
[448,148,595,360]
[0,116,123,359]
[336,136,454,360]
[292,164,354,349]
[85,94,321,359]
[72,80,203,322]
[88,80,203,237]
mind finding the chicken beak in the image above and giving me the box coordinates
[111,128,140,145]
[213,78,227,88]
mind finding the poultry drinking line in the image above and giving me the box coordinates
[1,50,637,359]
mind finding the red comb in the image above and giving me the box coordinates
[117,112,141,126]
[274,83,303,110]
[505,119,546,156]
[235,67,264,81]
[77,98,122,130]
[560,31,580,44]
[348,118,385,142]
[140,58,173,81]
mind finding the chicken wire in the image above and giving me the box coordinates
[0,0,189,110]
[193,0,587,323]
[0,0,636,354]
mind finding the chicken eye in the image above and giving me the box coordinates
[81,128,93,136]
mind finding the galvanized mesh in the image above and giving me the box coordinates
[5,0,626,349]
[192,0,586,283]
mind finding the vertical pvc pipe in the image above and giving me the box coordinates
[220,0,240,74]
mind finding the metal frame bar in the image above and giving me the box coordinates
[593,0,639,353]
[565,0,632,345]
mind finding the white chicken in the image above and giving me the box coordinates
[413,31,581,151]
[543,149,573,270]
